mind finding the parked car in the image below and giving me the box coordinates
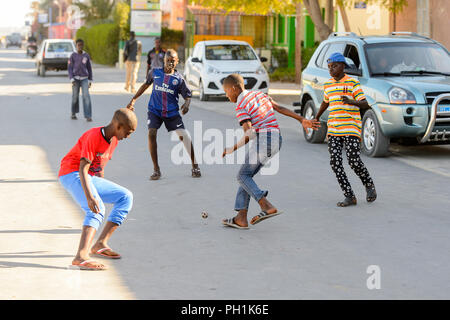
[36,39,76,77]
[6,33,22,48]
[184,40,269,101]
[295,32,450,157]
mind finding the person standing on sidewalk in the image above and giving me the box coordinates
[146,37,165,76]
[123,31,141,93]
[68,39,93,122]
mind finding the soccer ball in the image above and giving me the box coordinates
[201,211,208,219]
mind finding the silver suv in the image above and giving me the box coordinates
[294,32,450,157]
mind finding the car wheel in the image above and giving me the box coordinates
[302,100,327,143]
[39,63,46,77]
[361,109,390,157]
[199,80,209,101]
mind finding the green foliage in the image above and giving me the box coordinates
[76,23,119,65]
[271,48,289,68]
[114,1,130,40]
[269,67,296,82]
[198,0,408,15]
[161,27,184,45]
[74,0,117,25]
[301,42,320,67]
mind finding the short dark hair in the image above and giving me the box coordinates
[75,39,84,44]
[130,31,135,37]
[223,74,245,89]
[165,48,178,58]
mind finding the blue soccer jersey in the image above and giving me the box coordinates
[146,68,192,118]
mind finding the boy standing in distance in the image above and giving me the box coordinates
[314,52,377,207]
[127,49,201,180]
[146,37,166,75]
[59,108,137,270]
[221,74,320,229]
[68,39,93,121]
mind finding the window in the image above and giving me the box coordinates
[47,42,73,53]
[344,44,361,69]
[315,44,329,68]
[204,45,257,60]
[320,42,346,69]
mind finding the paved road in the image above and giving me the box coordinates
[1,49,450,299]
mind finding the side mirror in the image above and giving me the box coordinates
[191,57,202,63]
[259,56,268,63]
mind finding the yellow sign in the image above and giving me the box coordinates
[193,35,254,47]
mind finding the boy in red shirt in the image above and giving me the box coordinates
[59,108,137,270]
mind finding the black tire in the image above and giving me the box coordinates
[36,63,40,76]
[39,63,46,77]
[302,100,327,143]
[361,109,390,157]
[199,80,209,101]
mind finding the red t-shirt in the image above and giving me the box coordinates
[58,127,118,177]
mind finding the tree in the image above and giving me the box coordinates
[74,0,117,24]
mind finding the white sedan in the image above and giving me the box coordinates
[184,40,269,101]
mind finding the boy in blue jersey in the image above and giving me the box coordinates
[127,49,201,180]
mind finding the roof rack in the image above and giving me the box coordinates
[390,32,431,40]
[328,32,358,39]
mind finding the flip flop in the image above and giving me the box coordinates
[93,248,121,259]
[222,218,249,230]
[68,260,107,271]
[250,210,283,225]
[366,187,377,203]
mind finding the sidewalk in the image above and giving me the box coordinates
[0,145,134,299]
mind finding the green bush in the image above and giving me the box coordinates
[269,67,296,82]
[301,42,320,68]
[76,23,119,65]
[271,47,288,68]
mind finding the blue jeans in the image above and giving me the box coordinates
[71,78,92,118]
[234,131,282,211]
[59,172,133,230]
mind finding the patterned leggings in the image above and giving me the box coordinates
[328,135,374,198]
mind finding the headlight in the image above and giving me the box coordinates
[256,66,266,75]
[207,65,221,74]
[388,87,416,104]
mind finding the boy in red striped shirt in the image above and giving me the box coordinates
[221,74,320,229]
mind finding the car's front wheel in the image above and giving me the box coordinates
[361,109,390,157]
[199,79,209,101]
[302,100,327,143]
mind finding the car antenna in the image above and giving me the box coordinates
[358,27,363,36]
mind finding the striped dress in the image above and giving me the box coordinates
[235,90,280,132]
[323,75,366,138]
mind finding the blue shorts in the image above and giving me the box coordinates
[147,111,185,132]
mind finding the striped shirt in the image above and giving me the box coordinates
[235,90,279,132]
[323,74,366,138]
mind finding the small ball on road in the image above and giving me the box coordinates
[201,211,208,219]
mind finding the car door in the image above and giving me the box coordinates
[191,43,204,87]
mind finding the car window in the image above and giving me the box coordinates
[344,44,361,69]
[366,42,450,75]
[315,44,329,68]
[47,42,74,53]
[321,42,346,69]
[204,44,257,60]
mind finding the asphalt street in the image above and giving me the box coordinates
[1,48,450,299]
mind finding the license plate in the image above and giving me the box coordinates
[439,106,450,113]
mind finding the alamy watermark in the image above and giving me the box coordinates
[169,121,281,175]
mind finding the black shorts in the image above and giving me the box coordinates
[147,111,185,132]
